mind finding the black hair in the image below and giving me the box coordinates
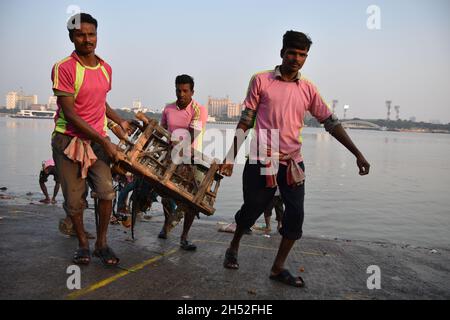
[67,13,98,39]
[175,74,195,91]
[281,30,313,56]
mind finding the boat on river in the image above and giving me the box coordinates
[9,110,56,119]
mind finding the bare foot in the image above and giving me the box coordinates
[39,198,50,204]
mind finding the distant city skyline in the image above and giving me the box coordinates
[1,0,449,122]
[0,90,430,123]
[3,90,160,113]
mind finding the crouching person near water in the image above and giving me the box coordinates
[219,30,370,287]
[39,159,60,204]
[51,13,131,266]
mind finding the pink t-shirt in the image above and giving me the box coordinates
[161,99,207,150]
[51,51,112,139]
[245,67,332,163]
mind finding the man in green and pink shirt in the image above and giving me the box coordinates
[51,13,130,266]
[220,30,370,287]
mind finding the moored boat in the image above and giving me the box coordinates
[9,110,56,119]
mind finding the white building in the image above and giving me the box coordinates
[132,99,142,110]
[207,96,230,118]
[19,94,38,109]
[227,102,243,118]
[6,92,18,109]
[5,91,38,109]
[208,96,242,119]
[48,96,58,111]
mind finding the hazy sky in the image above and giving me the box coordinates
[1,0,449,122]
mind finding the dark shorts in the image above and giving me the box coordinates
[52,132,115,216]
[39,166,59,183]
[235,160,305,240]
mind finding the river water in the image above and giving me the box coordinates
[0,116,449,248]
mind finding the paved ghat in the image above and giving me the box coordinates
[0,201,449,300]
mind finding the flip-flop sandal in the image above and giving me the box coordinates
[180,240,197,251]
[269,269,305,287]
[223,249,239,269]
[93,246,120,267]
[73,248,91,265]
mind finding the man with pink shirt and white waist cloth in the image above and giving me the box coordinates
[158,74,208,251]
[219,30,370,287]
[51,13,131,266]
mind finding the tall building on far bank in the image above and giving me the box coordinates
[6,92,18,109]
[207,96,243,119]
[133,99,142,111]
[207,96,229,118]
[227,102,243,118]
[6,91,38,109]
[48,96,58,111]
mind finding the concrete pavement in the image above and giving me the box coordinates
[0,201,449,300]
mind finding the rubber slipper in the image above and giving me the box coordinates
[73,247,91,265]
[269,269,305,287]
[223,248,239,269]
[93,246,120,267]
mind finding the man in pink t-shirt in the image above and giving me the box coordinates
[51,13,131,266]
[158,74,207,251]
[220,31,370,287]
